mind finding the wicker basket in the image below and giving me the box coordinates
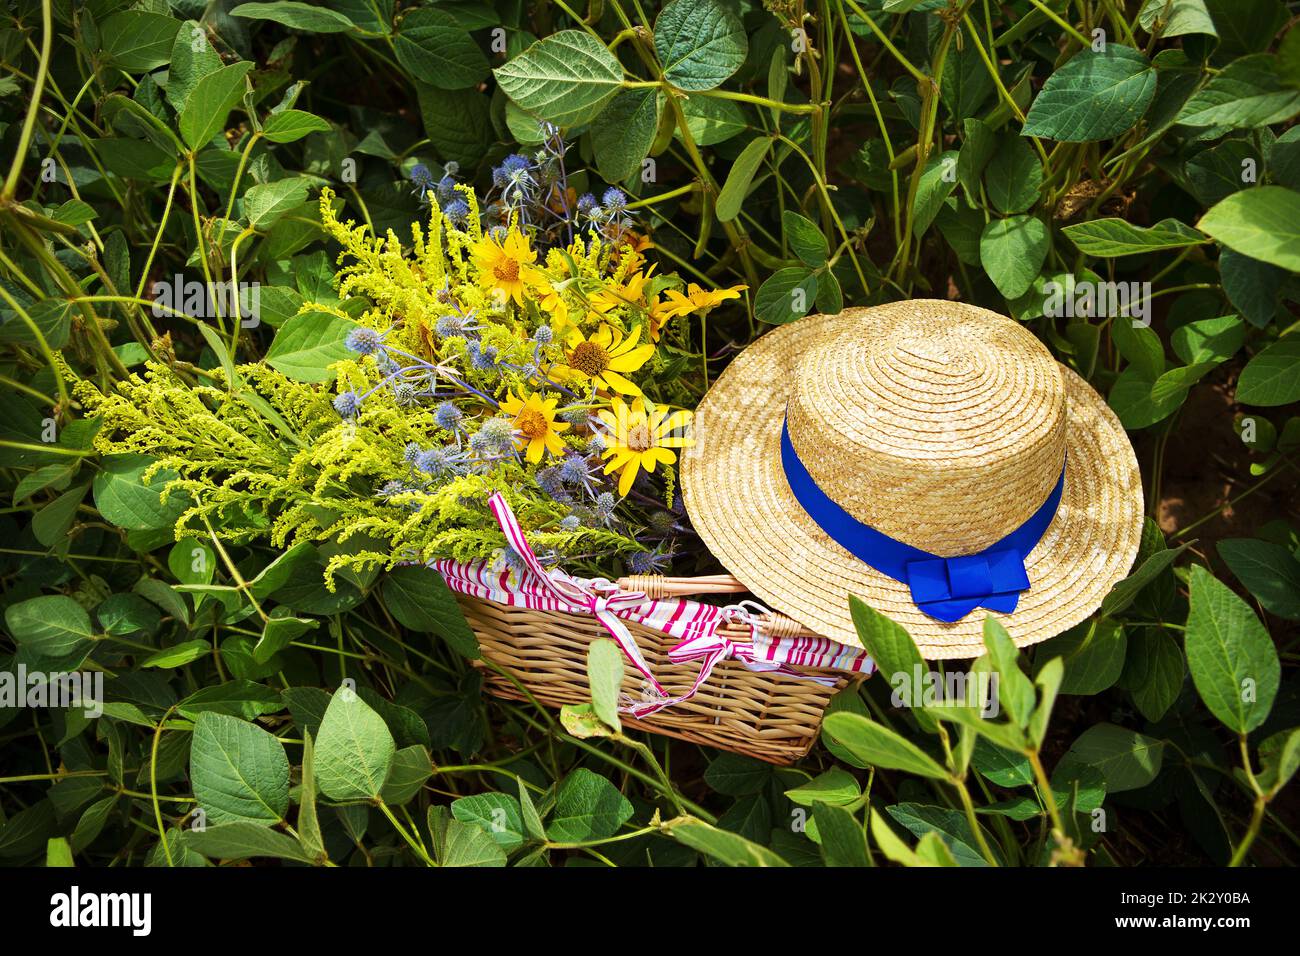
[458,573,857,764]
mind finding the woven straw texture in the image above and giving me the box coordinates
[457,593,851,764]
[682,301,1145,660]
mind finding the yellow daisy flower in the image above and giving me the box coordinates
[530,274,571,329]
[500,389,570,463]
[658,282,745,320]
[472,228,537,307]
[563,324,654,395]
[598,396,693,497]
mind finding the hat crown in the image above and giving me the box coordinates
[786,303,1067,556]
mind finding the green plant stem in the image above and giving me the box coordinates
[376,799,437,866]
[2,0,52,200]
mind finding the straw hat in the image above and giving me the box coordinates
[681,301,1144,660]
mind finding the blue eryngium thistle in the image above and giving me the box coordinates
[440,198,470,226]
[434,401,463,431]
[601,187,627,212]
[434,311,477,339]
[345,326,384,356]
[559,514,581,532]
[469,417,516,458]
[558,454,599,497]
[414,446,467,478]
[576,192,597,217]
[409,163,435,198]
[595,491,616,525]
[627,546,673,575]
[333,390,362,419]
[533,324,553,345]
[467,341,499,370]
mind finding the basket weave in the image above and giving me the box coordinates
[457,573,854,764]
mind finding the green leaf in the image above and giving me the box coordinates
[1062,217,1205,257]
[314,687,396,802]
[32,484,87,547]
[680,95,748,145]
[1201,185,1300,274]
[244,178,311,229]
[190,712,290,825]
[590,88,660,184]
[654,0,747,92]
[754,267,817,324]
[1186,565,1281,733]
[1220,250,1282,329]
[1057,723,1164,792]
[1101,539,1191,615]
[393,8,489,91]
[716,136,772,222]
[912,151,959,236]
[253,611,317,663]
[92,454,188,531]
[297,730,325,862]
[264,310,357,382]
[546,768,633,842]
[166,21,223,113]
[177,680,284,720]
[493,31,623,127]
[812,803,871,867]
[982,618,1036,727]
[1257,728,1300,794]
[1171,314,1245,365]
[869,808,946,867]
[785,768,861,807]
[1120,629,1185,722]
[1112,316,1166,380]
[381,565,480,658]
[821,712,950,780]
[1046,620,1128,696]
[142,639,211,669]
[260,109,331,143]
[703,753,772,795]
[1218,538,1300,620]
[587,638,623,732]
[180,61,254,150]
[980,215,1049,300]
[1177,54,1300,128]
[887,803,997,867]
[102,11,182,73]
[231,2,357,33]
[1138,0,1217,38]
[183,822,312,863]
[972,739,1034,787]
[1022,45,1157,142]
[418,85,492,169]
[985,136,1042,215]
[1107,365,1187,429]
[451,792,526,851]
[782,211,829,268]
[441,818,508,867]
[379,745,433,805]
[1236,337,1300,407]
[658,816,789,866]
[4,595,95,657]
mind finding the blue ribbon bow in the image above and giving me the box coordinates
[780,420,1064,623]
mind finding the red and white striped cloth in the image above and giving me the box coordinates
[429,492,875,718]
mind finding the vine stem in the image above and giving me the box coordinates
[2,0,52,200]
[377,799,437,866]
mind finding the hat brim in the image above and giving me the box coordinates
[681,309,1145,660]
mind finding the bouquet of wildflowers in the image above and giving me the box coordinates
[78,129,745,586]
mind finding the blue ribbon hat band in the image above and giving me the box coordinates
[779,419,1066,623]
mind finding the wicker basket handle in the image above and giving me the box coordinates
[616,573,819,639]
[615,572,748,598]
